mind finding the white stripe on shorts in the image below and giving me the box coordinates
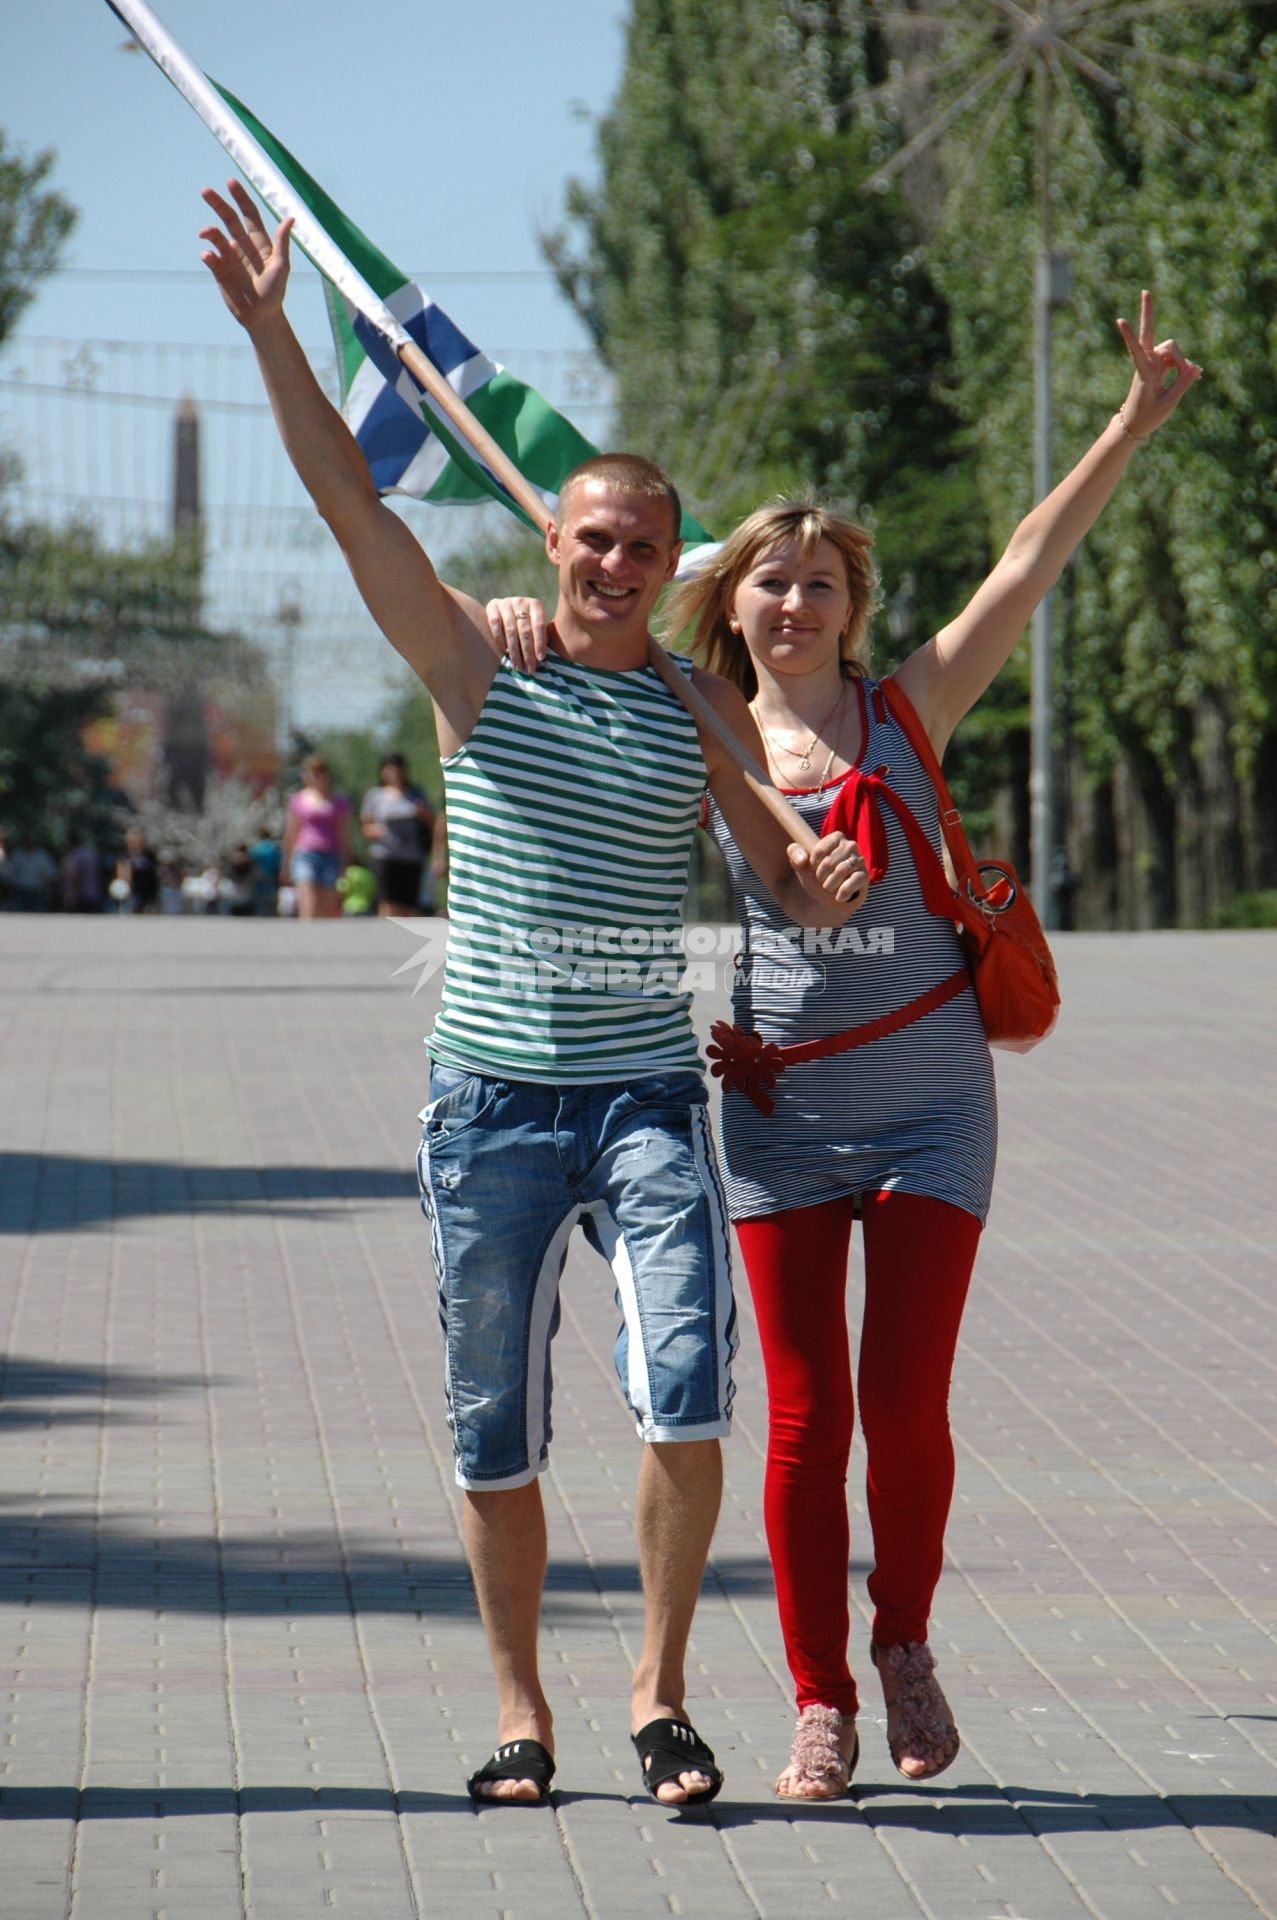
[522,1207,578,1480]
[689,1101,738,1422]
[584,1201,654,1432]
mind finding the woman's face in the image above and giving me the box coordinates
[381,761,406,790]
[305,763,330,793]
[729,536,852,680]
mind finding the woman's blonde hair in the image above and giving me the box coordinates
[663,497,879,698]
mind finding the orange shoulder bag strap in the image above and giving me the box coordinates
[877,676,985,902]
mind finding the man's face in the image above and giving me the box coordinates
[547,481,681,636]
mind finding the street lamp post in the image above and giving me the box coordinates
[887,571,917,654]
[1030,247,1071,928]
[275,592,302,757]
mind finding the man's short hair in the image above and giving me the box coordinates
[556,454,682,546]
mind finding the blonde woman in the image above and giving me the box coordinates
[487,293,1198,1798]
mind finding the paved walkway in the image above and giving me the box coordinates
[1,916,1274,1920]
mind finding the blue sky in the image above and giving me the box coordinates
[6,0,629,355]
[2,0,632,732]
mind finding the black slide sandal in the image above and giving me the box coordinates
[631,1718,723,1806]
[467,1739,556,1805]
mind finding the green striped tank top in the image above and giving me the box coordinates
[428,652,706,1082]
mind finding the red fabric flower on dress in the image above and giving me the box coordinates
[706,1020,787,1116]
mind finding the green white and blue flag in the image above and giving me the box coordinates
[107,0,717,560]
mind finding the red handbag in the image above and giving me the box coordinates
[876,677,1059,1053]
[706,677,1059,1114]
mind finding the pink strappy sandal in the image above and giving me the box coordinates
[872,1641,960,1780]
[774,1704,859,1800]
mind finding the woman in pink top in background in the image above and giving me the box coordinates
[282,754,351,919]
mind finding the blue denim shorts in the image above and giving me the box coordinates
[291,850,340,889]
[416,1064,737,1490]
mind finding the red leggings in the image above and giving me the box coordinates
[735,1189,981,1717]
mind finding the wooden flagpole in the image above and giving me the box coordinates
[107,0,819,856]
[105,0,818,852]
[393,337,820,855]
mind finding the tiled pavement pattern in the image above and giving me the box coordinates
[1,916,1274,1920]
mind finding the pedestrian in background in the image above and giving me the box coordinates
[281,755,350,920]
[60,836,103,913]
[250,832,281,914]
[159,854,187,914]
[7,836,59,912]
[224,843,257,916]
[116,828,160,914]
[360,753,435,916]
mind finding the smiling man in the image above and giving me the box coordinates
[199,179,868,1810]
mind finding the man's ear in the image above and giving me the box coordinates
[546,518,562,566]
[664,542,683,584]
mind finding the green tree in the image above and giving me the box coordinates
[0,143,100,851]
[549,4,1277,924]
[3,515,207,663]
[0,130,76,349]
[545,0,985,645]
[899,4,1277,922]
[0,679,119,847]
[0,506,269,844]
[1,143,287,859]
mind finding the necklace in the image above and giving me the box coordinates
[753,681,847,784]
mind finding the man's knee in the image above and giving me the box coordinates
[645,1437,722,1482]
[465,1478,545,1515]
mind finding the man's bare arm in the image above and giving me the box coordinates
[199,183,498,749]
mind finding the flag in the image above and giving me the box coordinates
[107,0,718,564]
[219,87,601,528]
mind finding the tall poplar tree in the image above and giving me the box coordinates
[553,4,1277,922]
[0,132,75,351]
[546,0,985,658]
[887,4,1277,924]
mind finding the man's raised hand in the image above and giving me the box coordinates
[199,180,292,333]
[1115,290,1201,441]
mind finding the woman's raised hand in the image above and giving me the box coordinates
[199,179,293,333]
[486,596,550,673]
[1115,290,1202,440]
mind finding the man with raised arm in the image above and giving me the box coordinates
[200,180,868,1808]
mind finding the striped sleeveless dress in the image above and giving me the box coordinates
[429,652,706,1082]
[706,676,997,1224]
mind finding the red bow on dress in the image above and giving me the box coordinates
[817,764,892,880]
